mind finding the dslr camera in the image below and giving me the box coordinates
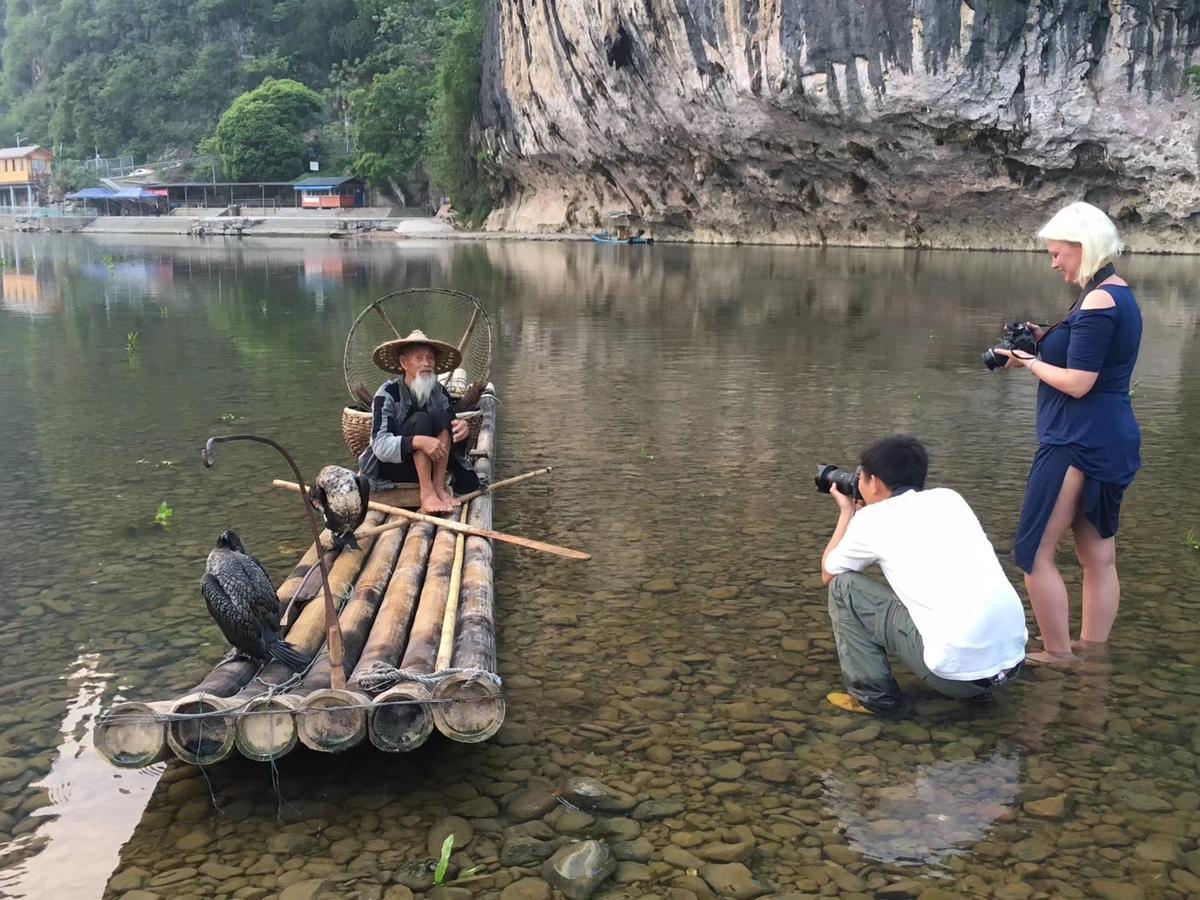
[982,321,1038,371]
[814,464,861,501]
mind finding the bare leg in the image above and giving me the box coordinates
[1073,517,1120,644]
[413,449,452,514]
[431,430,459,506]
[1024,466,1084,660]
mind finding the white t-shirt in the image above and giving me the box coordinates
[824,488,1028,680]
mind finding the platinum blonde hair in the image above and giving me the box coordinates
[1037,201,1125,288]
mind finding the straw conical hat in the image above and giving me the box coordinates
[373,329,462,375]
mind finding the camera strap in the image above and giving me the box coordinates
[1040,262,1118,345]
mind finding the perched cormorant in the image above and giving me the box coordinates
[309,465,371,551]
[200,530,312,672]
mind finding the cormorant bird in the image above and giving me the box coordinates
[201,530,312,672]
[309,465,371,551]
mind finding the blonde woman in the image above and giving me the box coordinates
[993,202,1142,664]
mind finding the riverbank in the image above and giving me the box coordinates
[4,211,1198,253]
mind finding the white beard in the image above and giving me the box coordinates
[410,371,437,406]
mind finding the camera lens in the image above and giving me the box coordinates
[981,348,1004,371]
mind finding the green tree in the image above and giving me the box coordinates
[349,66,431,198]
[424,1,492,224]
[213,78,323,181]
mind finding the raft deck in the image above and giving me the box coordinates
[96,392,504,767]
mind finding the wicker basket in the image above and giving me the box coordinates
[341,407,373,457]
[340,405,481,458]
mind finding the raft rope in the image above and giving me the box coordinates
[98,679,500,726]
[351,662,502,694]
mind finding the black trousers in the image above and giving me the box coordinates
[378,410,479,493]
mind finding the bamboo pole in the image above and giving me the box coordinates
[436,504,471,670]
[95,700,173,768]
[351,467,551,544]
[434,394,505,742]
[454,466,552,505]
[292,519,407,754]
[362,522,457,753]
[356,522,436,752]
[171,511,385,765]
[272,480,590,561]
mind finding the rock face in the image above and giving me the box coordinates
[479,1,1200,250]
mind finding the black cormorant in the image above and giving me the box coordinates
[200,530,312,672]
[310,465,371,551]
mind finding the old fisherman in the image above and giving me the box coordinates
[358,329,482,514]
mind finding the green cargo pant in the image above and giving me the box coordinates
[827,572,993,710]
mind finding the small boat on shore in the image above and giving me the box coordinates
[592,211,653,244]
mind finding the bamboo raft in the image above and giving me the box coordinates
[95,392,508,767]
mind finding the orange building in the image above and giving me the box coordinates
[0,145,55,206]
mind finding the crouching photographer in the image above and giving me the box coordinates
[817,436,1027,715]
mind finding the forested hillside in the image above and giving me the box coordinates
[0,0,486,210]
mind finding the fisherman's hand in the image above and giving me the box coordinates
[414,435,447,461]
[450,418,470,442]
[829,483,857,515]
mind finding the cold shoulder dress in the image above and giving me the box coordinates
[1013,281,1143,572]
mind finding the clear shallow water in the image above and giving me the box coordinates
[0,233,1198,899]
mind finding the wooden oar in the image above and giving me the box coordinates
[455,466,552,504]
[273,480,590,561]
[342,467,553,544]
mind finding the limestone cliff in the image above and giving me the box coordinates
[479,1,1200,250]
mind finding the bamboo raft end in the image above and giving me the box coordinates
[297,689,369,753]
[432,672,505,743]
[95,701,170,768]
[236,694,301,762]
[369,683,434,752]
[166,693,237,766]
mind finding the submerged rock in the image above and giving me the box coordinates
[540,840,617,900]
[560,777,636,813]
[699,862,770,899]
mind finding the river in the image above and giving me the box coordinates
[0,233,1197,899]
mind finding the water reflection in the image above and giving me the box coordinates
[0,233,1198,898]
[0,655,162,898]
[822,752,1020,866]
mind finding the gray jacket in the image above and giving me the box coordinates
[357,378,477,489]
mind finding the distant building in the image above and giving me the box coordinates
[0,145,55,206]
[294,176,364,209]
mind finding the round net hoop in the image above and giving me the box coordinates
[343,288,493,407]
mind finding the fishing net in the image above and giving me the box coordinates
[343,288,493,408]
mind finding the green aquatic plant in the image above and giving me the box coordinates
[157,304,169,319]
[639,446,655,460]
[154,502,174,527]
[126,331,140,354]
[220,412,242,423]
[433,835,454,885]
[1128,378,1141,398]
[1185,529,1200,551]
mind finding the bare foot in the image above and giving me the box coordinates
[1025,649,1077,667]
[420,491,452,515]
[438,488,461,508]
[1073,639,1109,659]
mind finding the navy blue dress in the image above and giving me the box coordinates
[1013,282,1142,572]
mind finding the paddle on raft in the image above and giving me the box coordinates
[272,478,590,561]
[345,467,554,544]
